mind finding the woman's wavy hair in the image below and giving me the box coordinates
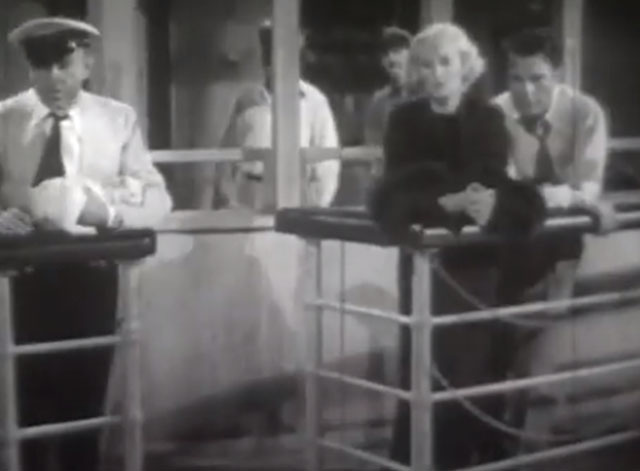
[406,22,486,96]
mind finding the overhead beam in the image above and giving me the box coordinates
[419,0,454,27]
[87,0,148,134]
[561,0,584,89]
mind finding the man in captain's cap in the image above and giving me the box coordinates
[0,17,172,471]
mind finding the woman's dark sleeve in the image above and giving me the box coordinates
[477,105,511,186]
[369,104,461,237]
[382,105,414,177]
[481,105,547,239]
[369,106,419,235]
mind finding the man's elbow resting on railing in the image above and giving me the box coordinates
[115,186,173,229]
[541,182,618,233]
[541,182,602,210]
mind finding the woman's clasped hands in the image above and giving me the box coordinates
[438,182,497,227]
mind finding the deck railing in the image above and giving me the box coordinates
[274,196,640,471]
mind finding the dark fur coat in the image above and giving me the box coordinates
[368,95,546,242]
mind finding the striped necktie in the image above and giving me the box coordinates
[33,114,68,186]
[520,115,555,184]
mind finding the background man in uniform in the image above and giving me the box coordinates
[0,17,171,470]
[363,26,411,146]
[216,21,340,210]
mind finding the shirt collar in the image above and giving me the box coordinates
[503,85,560,123]
[30,88,83,129]
[389,83,405,97]
[544,85,560,122]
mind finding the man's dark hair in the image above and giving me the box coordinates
[380,26,411,54]
[502,28,562,68]
[258,21,306,69]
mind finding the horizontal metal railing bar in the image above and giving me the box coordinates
[433,355,640,403]
[151,146,383,165]
[318,438,411,471]
[157,224,275,236]
[151,139,640,164]
[454,429,640,471]
[18,416,120,440]
[153,147,243,164]
[306,300,412,325]
[155,190,640,240]
[12,335,121,356]
[156,210,275,235]
[276,208,640,249]
[609,137,640,152]
[432,288,640,327]
[308,288,640,330]
[314,355,640,405]
[424,209,640,240]
[303,147,383,164]
[316,369,412,401]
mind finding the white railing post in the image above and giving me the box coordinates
[0,275,19,471]
[269,0,302,210]
[119,263,144,471]
[304,239,322,471]
[411,250,433,470]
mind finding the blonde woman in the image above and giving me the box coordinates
[371,23,545,469]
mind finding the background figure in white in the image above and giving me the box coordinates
[221,21,340,210]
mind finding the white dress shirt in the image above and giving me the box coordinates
[493,85,608,209]
[35,100,120,225]
[0,89,172,228]
[234,80,341,207]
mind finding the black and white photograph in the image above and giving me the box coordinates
[0,0,639,470]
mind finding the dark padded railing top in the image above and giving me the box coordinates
[0,229,156,270]
[275,191,640,248]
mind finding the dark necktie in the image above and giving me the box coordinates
[520,115,555,184]
[32,114,68,186]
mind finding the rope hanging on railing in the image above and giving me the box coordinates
[416,259,581,443]
[431,259,559,328]
[422,260,604,444]
[431,364,577,444]
[339,240,347,447]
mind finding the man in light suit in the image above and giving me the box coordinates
[0,17,171,471]
[492,29,610,306]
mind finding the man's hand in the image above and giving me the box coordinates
[78,186,110,228]
[438,191,469,213]
[30,178,86,232]
[588,200,619,234]
[239,161,264,179]
[464,183,496,227]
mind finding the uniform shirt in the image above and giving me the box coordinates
[364,84,405,145]
[234,80,340,207]
[493,85,608,209]
[0,89,172,227]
